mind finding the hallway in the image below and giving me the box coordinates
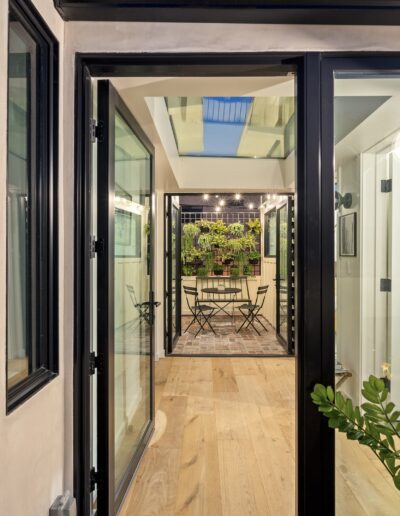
[120,357,296,515]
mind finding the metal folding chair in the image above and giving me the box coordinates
[236,285,269,336]
[126,285,160,326]
[183,285,216,337]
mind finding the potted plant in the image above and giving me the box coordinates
[182,222,200,239]
[227,238,243,256]
[213,263,224,276]
[228,222,244,237]
[243,263,252,276]
[241,233,257,252]
[247,218,262,235]
[248,251,261,265]
[230,266,240,278]
[196,219,212,233]
[211,233,227,249]
[198,232,212,251]
[211,219,228,235]
[221,252,234,265]
[311,375,400,491]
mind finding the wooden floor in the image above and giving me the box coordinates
[119,357,400,516]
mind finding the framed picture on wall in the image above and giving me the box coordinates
[115,209,141,257]
[339,212,357,257]
[264,208,277,257]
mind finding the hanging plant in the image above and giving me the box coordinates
[196,266,208,277]
[210,233,227,249]
[196,219,212,233]
[182,223,200,239]
[230,266,240,278]
[243,264,253,276]
[240,233,257,252]
[182,264,195,277]
[211,219,228,235]
[247,218,262,235]
[228,222,245,237]
[221,252,234,265]
[213,263,224,276]
[248,251,261,265]
[227,238,243,256]
[198,233,212,251]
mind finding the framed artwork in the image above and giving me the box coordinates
[264,208,277,257]
[339,212,357,257]
[115,209,141,257]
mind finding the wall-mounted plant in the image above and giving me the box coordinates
[243,264,252,276]
[229,222,244,237]
[210,233,227,249]
[248,251,261,265]
[198,233,212,252]
[247,218,262,235]
[211,219,228,235]
[241,233,257,252]
[311,375,400,491]
[213,263,224,276]
[227,238,243,256]
[182,223,200,239]
[196,219,212,233]
[221,252,233,265]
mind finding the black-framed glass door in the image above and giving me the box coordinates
[96,80,155,514]
[276,196,294,352]
[166,196,181,353]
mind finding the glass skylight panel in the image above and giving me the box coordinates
[165,95,295,159]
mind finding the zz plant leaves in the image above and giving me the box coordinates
[311,375,400,490]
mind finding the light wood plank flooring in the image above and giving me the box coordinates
[119,357,400,516]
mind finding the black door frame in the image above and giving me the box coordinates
[165,195,182,354]
[74,51,400,515]
[96,80,156,513]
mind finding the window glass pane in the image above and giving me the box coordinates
[7,16,37,389]
[334,74,400,513]
[114,111,151,490]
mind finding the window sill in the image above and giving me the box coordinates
[7,367,58,414]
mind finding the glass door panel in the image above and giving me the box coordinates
[277,202,288,346]
[333,69,400,513]
[97,80,155,514]
[166,196,181,353]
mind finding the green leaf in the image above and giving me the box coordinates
[380,389,389,403]
[328,418,341,429]
[362,389,380,403]
[314,384,327,398]
[344,398,354,418]
[327,386,334,402]
[385,402,395,415]
[361,402,381,413]
[390,411,400,422]
[335,391,345,410]
[394,472,400,491]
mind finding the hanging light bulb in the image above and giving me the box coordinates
[235,193,241,200]
[215,206,221,212]
[219,199,225,206]
[248,203,254,210]
[215,194,219,198]
[203,193,209,200]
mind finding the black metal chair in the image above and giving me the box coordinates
[126,285,160,326]
[236,285,269,335]
[183,285,216,337]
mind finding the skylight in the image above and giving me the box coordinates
[165,96,295,159]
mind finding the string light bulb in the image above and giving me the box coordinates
[203,194,209,200]
[219,199,225,206]
[235,193,241,200]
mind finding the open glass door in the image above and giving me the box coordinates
[166,196,181,353]
[96,80,155,514]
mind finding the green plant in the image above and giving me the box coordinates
[227,238,243,255]
[247,218,262,235]
[213,263,224,275]
[182,247,203,265]
[210,233,228,249]
[243,264,252,275]
[311,375,400,490]
[196,266,208,277]
[228,222,244,237]
[221,252,234,265]
[204,251,214,274]
[182,264,195,276]
[211,219,228,235]
[144,223,151,236]
[198,233,212,251]
[241,233,257,252]
[248,251,261,264]
[196,219,212,233]
[230,266,240,278]
[182,223,200,239]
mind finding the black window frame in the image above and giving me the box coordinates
[6,0,59,413]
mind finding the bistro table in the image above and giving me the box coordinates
[201,286,241,322]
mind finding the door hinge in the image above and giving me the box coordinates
[90,467,99,492]
[381,179,392,193]
[380,278,392,292]
[89,118,104,143]
[89,236,104,258]
[89,351,102,375]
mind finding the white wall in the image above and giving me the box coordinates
[0,1,68,515]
